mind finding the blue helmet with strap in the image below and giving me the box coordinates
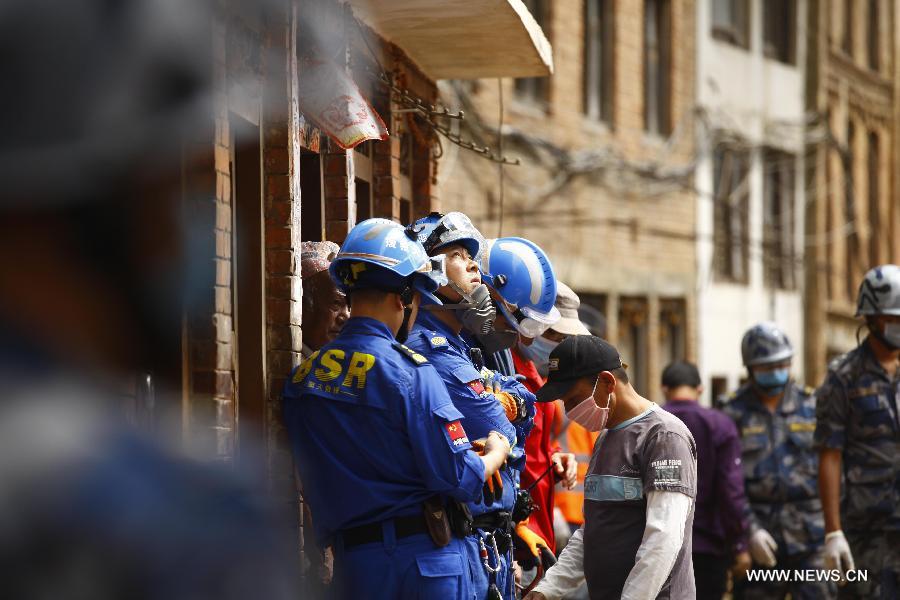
[409,211,485,260]
[329,218,447,305]
[480,237,560,338]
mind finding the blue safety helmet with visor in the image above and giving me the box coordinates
[480,237,560,338]
[329,218,447,305]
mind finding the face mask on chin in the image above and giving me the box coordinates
[566,376,611,432]
[518,335,560,377]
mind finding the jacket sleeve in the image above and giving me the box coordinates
[814,371,849,450]
[406,366,485,503]
[621,490,693,600]
[532,526,586,600]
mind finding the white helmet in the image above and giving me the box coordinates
[856,265,900,316]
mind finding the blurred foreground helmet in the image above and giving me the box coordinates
[856,264,900,316]
[480,237,560,338]
[329,219,447,305]
[741,322,794,367]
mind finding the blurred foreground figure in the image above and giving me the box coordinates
[0,1,297,598]
[816,265,900,599]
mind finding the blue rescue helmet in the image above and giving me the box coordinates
[329,218,447,305]
[480,237,560,337]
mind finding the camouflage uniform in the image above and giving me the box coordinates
[725,381,835,599]
[814,342,900,599]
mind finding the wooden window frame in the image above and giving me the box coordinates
[711,0,750,49]
[763,0,796,64]
[712,143,751,284]
[762,148,796,290]
[583,0,614,123]
[644,0,672,136]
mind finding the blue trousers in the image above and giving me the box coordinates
[330,530,471,600]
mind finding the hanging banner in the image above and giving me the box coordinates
[298,58,389,150]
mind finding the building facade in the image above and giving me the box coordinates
[804,0,900,387]
[695,0,810,400]
[436,0,698,402]
[123,0,551,588]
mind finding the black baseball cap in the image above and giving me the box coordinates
[536,335,623,402]
[661,360,702,388]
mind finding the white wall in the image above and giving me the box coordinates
[695,0,808,404]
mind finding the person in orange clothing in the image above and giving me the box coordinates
[515,283,591,564]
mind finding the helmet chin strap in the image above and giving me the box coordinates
[427,280,476,311]
[395,286,415,343]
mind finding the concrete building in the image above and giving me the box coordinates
[436,0,698,401]
[695,0,810,401]
[804,0,900,386]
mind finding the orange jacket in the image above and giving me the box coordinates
[554,417,599,525]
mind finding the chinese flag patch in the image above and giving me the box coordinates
[468,381,485,395]
[445,420,469,447]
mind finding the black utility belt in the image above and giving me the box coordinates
[341,514,429,549]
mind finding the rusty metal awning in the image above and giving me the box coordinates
[349,0,553,80]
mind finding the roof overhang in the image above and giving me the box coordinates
[349,0,553,80]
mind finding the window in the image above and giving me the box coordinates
[400,132,412,224]
[659,299,686,372]
[354,141,373,221]
[712,0,749,48]
[713,144,750,283]
[618,298,648,395]
[584,0,614,123]
[576,293,608,337]
[762,149,796,289]
[763,0,796,63]
[644,0,672,136]
[867,0,879,70]
[844,120,858,302]
[514,0,550,106]
[843,0,854,55]
[868,131,880,264]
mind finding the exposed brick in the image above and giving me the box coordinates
[374,175,396,198]
[268,350,295,379]
[267,275,292,299]
[215,285,232,315]
[325,197,349,220]
[193,370,216,395]
[266,249,293,275]
[323,153,347,175]
[213,313,233,343]
[215,370,234,399]
[192,340,217,370]
[264,148,290,173]
[267,298,291,324]
[216,203,232,232]
[216,341,234,371]
[324,175,348,198]
[216,258,231,287]
[215,230,231,259]
[265,225,292,249]
[214,144,230,172]
[266,199,290,223]
[266,173,291,201]
[325,220,350,244]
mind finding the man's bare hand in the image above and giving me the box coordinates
[731,550,751,580]
[551,452,577,489]
[483,430,511,456]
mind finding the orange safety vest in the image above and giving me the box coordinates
[554,417,599,525]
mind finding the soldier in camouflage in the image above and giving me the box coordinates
[724,322,835,599]
[815,264,900,599]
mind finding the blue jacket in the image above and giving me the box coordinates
[283,317,485,547]
[407,311,535,515]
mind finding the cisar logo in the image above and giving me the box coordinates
[292,348,376,389]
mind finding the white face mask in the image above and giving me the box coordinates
[518,335,560,377]
[566,376,612,432]
[884,322,900,348]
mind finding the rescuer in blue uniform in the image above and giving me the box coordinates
[283,218,512,600]
[405,212,539,600]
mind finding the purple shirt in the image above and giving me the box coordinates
[663,399,749,556]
